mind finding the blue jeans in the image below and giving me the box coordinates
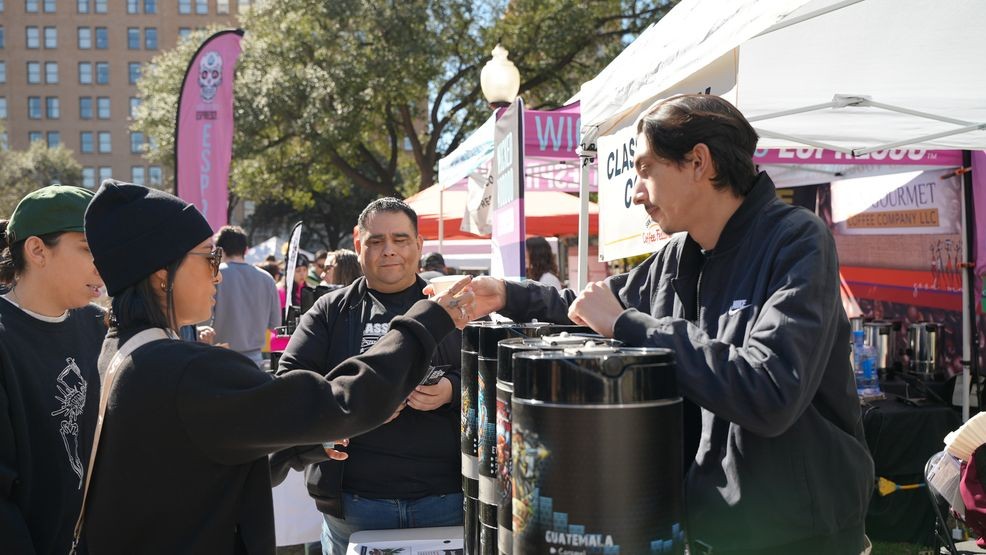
[321,492,464,555]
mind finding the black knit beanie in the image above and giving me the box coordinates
[85,179,214,296]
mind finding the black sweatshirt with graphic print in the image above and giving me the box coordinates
[278,277,462,511]
[0,300,106,555]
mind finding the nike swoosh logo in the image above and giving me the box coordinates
[728,304,752,316]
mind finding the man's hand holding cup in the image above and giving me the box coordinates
[425,275,474,329]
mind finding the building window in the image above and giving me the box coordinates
[131,166,145,185]
[148,165,162,186]
[127,0,138,13]
[217,0,229,14]
[145,28,157,50]
[94,0,106,13]
[95,27,108,49]
[128,62,141,85]
[44,61,57,84]
[238,0,250,10]
[0,62,6,84]
[95,62,108,84]
[42,0,54,12]
[99,166,112,182]
[82,167,96,188]
[45,96,59,118]
[79,96,92,119]
[127,28,140,50]
[28,97,41,119]
[178,0,190,14]
[78,27,92,49]
[143,0,156,14]
[25,0,38,13]
[97,96,109,119]
[26,27,40,49]
[77,0,88,13]
[46,131,59,148]
[128,96,141,118]
[0,97,5,119]
[130,132,144,153]
[195,0,207,14]
[29,131,43,144]
[43,26,56,49]
[78,62,92,84]
[80,131,93,153]
[178,28,191,41]
[0,27,5,49]
[0,133,7,150]
[0,0,4,12]
[98,131,111,153]
[27,61,41,84]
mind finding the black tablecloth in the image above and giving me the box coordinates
[863,397,962,545]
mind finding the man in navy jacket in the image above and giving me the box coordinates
[469,94,874,555]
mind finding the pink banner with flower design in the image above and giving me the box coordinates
[175,29,244,230]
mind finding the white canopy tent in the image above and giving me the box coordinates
[574,0,986,419]
[578,0,986,154]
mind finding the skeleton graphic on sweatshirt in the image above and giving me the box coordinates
[50,357,88,488]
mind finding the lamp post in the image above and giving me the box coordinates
[439,45,520,251]
[480,44,520,109]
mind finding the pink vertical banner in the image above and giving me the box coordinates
[972,152,986,312]
[491,98,525,281]
[174,29,244,230]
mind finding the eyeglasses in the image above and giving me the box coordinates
[188,246,224,278]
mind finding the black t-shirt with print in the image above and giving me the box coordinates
[0,299,106,554]
[343,286,462,499]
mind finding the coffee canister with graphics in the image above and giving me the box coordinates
[462,322,492,555]
[477,323,557,554]
[495,333,619,554]
[512,346,683,555]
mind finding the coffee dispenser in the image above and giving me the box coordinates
[511,346,684,554]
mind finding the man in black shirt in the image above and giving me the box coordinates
[279,198,463,555]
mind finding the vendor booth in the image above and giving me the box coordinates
[424,100,604,283]
[577,0,986,409]
[571,0,986,546]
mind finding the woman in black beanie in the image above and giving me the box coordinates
[78,180,475,553]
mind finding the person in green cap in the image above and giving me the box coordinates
[0,185,107,554]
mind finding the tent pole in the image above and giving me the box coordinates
[438,185,444,253]
[963,151,980,418]
[577,156,591,291]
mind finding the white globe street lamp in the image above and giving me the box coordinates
[480,44,520,109]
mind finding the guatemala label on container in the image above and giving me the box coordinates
[512,400,683,554]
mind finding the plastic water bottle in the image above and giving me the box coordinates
[852,330,881,397]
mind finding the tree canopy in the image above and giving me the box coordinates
[134,0,674,247]
[0,133,83,218]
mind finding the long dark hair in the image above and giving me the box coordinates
[109,256,185,331]
[526,236,557,280]
[329,249,361,287]
[0,219,65,285]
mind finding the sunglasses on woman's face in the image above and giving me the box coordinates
[188,246,224,278]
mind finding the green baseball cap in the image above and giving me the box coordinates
[7,185,95,244]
